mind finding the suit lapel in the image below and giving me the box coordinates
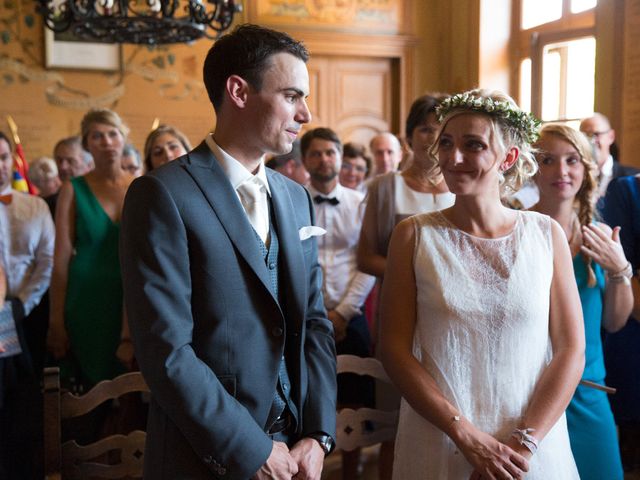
[182,142,278,305]
[267,170,306,329]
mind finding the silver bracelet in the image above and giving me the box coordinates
[608,261,633,285]
[511,428,538,454]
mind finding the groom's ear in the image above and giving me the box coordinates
[226,75,251,109]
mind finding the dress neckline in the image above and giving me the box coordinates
[434,209,522,241]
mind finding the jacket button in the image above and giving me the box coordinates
[268,262,276,270]
[272,326,283,337]
[218,466,227,475]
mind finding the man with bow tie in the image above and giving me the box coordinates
[0,130,54,478]
[301,127,376,477]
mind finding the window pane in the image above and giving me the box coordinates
[571,0,597,13]
[519,58,532,113]
[540,36,595,121]
[521,0,562,29]
[565,37,595,119]
[541,50,561,121]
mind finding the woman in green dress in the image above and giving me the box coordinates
[48,109,134,390]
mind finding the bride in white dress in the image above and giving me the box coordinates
[380,89,585,479]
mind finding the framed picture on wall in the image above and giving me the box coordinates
[44,28,121,71]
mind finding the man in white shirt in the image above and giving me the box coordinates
[120,25,336,480]
[0,131,55,479]
[302,127,376,476]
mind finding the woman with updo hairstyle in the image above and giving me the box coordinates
[143,124,191,172]
[381,89,584,478]
[48,108,135,395]
[532,123,630,480]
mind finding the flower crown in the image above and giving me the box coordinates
[436,93,541,144]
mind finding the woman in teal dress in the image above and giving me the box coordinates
[532,123,632,480]
[48,109,134,389]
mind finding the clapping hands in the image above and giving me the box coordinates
[580,224,628,274]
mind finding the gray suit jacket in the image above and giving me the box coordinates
[120,142,337,480]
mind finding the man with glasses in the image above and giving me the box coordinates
[580,113,639,199]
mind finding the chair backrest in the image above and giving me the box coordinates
[335,355,399,451]
[43,367,150,480]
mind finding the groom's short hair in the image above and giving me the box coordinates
[203,24,309,112]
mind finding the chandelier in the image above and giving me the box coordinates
[37,0,242,44]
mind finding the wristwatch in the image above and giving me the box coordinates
[308,433,335,455]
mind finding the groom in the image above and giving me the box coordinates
[120,24,337,480]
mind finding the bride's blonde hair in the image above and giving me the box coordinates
[429,89,539,196]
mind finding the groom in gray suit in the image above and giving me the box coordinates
[120,24,337,480]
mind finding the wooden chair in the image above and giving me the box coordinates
[43,367,149,480]
[335,355,399,452]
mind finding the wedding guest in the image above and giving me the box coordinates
[30,156,62,198]
[302,127,376,479]
[265,140,310,186]
[143,124,191,172]
[369,132,402,176]
[0,131,54,479]
[532,123,628,480]
[48,109,135,397]
[122,144,143,177]
[381,90,584,479]
[339,142,370,192]
[53,136,93,182]
[601,174,640,473]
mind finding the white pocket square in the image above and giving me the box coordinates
[299,226,326,241]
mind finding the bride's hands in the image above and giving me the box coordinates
[456,426,529,480]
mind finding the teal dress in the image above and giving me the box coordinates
[566,253,623,480]
[62,177,124,387]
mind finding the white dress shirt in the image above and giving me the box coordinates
[309,183,376,321]
[206,135,271,244]
[598,154,615,198]
[0,186,54,316]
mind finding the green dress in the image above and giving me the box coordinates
[63,176,124,387]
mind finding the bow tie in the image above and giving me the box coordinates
[0,194,11,205]
[313,195,339,206]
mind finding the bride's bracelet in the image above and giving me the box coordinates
[511,428,538,455]
[607,261,633,285]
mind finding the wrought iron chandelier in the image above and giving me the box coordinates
[37,0,241,44]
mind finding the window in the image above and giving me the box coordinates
[514,0,596,123]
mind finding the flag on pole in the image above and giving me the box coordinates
[6,116,37,195]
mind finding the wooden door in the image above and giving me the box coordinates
[306,55,398,146]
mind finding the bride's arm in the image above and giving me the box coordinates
[379,218,529,479]
[512,219,585,448]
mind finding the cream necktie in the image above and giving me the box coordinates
[237,178,269,244]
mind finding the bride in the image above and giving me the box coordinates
[380,89,584,479]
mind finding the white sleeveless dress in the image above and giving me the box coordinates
[392,210,579,479]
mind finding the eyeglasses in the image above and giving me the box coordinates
[341,163,367,173]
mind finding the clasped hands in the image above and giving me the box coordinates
[453,421,531,480]
[252,438,325,480]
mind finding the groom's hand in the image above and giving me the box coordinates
[289,437,324,480]
[252,441,298,480]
